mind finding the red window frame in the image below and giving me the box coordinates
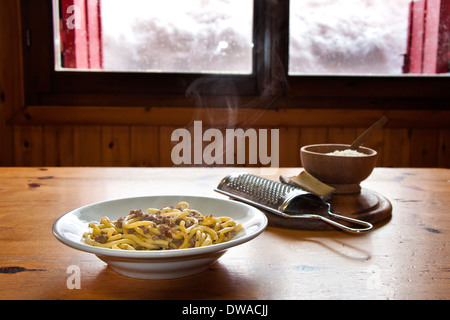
[404,0,450,74]
[58,0,103,69]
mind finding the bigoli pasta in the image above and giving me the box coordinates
[83,201,243,250]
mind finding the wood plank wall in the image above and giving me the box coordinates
[1,0,449,169]
[8,123,450,168]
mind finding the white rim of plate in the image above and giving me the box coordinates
[52,195,268,259]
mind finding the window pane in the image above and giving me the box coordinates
[53,0,253,74]
[289,0,411,75]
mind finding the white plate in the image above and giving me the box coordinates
[53,195,267,279]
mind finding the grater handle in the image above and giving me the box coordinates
[282,193,373,233]
[314,213,373,233]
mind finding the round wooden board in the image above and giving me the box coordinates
[266,188,392,230]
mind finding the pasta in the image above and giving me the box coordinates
[83,201,243,250]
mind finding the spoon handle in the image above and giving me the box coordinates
[350,115,388,150]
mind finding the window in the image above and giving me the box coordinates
[289,0,410,75]
[19,0,450,113]
[22,0,264,108]
[289,0,450,75]
[54,0,254,74]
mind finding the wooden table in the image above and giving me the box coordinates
[0,167,448,301]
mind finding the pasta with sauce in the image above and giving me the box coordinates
[83,201,243,250]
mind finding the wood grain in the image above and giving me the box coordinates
[130,126,160,167]
[0,167,448,300]
[43,126,74,166]
[438,129,450,167]
[5,124,449,168]
[73,126,102,166]
[101,126,131,167]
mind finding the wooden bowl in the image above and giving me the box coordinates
[300,144,377,194]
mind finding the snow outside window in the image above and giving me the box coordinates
[54,0,449,76]
[54,0,254,74]
[289,0,411,75]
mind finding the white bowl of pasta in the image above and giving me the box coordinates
[53,195,267,279]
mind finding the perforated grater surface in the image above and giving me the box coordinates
[215,173,373,233]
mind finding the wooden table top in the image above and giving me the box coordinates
[0,167,448,300]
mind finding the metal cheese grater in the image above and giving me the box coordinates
[215,173,373,233]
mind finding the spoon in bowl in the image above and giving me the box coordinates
[350,115,388,150]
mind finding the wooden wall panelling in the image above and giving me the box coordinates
[130,126,160,167]
[297,127,335,166]
[12,107,450,129]
[101,126,131,167]
[382,128,411,167]
[73,125,102,166]
[168,123,240,167]
[326,127,358,144]
[299,127,328,147]
[0,102,13,166]
[437,129,450,168]
[410,129,440,167]
[13,125,44,166]
[220,125,281,168]
[159,126,178,167]
[43,125,74,166]
[6,123,450,168]
[0,0,22,166]
[278,127,300,167]
[161,124,200,167]
[161,124,217,167]
[215,126,238,168]
[243,126,274,168]
[160,124,284,168]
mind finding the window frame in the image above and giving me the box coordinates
[21,0,271,106]
[17,0,450,119]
